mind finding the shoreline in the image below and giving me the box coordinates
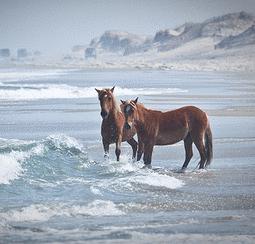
[1,61,255,73]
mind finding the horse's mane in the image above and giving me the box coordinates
[112,93,121,113]
[102,88,121,114]
[134,102,162,135]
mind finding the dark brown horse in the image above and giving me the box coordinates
[121,98,213,169]
[95,87,138,161]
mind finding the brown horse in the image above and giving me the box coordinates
[95,87,138,161]
[121,98,213,169]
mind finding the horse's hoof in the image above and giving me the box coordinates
[142,164,152,169]
[198,168,207,172]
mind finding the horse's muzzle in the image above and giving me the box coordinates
[101,111,108,119]
[124,122,131,130]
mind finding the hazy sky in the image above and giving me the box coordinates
[1,0,255,55]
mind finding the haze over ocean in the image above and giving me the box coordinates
[1,0,255,54]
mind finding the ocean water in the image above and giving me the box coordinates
[0,68,255,243]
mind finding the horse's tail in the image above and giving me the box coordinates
[205,124,213,167]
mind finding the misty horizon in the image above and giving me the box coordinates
[1,0,255,56]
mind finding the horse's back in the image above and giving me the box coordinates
[163,106,207,121]
[181,106,208,128]
[158,106,208,134]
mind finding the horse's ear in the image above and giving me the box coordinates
[120,99,125,104]
[110,86,115,93]
[134,97,138,104]
[95,88,100,94]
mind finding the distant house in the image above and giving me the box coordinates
[72,45,86,52]
[33,51,41,56]
[63,55,72,61]
[71,45,86,59]
[85,48,96,59]
[0,49,10,58]
[17,48,28,58]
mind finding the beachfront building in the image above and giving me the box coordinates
[17,48,28,58]
[85,48,96,59]
[0,48,10,58]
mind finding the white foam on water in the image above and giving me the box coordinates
[90,186,103,196]
[1,204,56,222]
[97,156,184,192]
[0,84,92,101]
[45,134,84,152]
[0,134,84,185]
[114,86,188,96]
[0,154,23,184]
[106,154,143,174]
[0,84,187,101]
[130,171,184,189]
[70,200,124,216]
[0,200,124,222]
[0,144,45,184]
[0,69,69,82]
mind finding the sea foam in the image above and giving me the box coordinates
[0,69,68,82]
[131,171,184,189]
[0,200,124,222]
[0,144,44,184]
[95,157,184,193]
[0,84,187,101]
[0,154,23,184]
[0,134,85,185]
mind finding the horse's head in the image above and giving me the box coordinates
[95,86,115,119]
[121,97,138,130]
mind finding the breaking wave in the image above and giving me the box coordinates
[0,134,87,185]
[0,134,184,224]
[0,200,124,222]
[0,84,187,101]
[0,154,24,185]
[0,69,70,83]
[0,135,184,193]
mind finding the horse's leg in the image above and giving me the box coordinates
[103,139,109,159]
[137,136,144,161]
[115,135,122,161]
[182,133,193,170]
[192,132,206,169]
[126,138,138,159]
[143,142,154,168]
